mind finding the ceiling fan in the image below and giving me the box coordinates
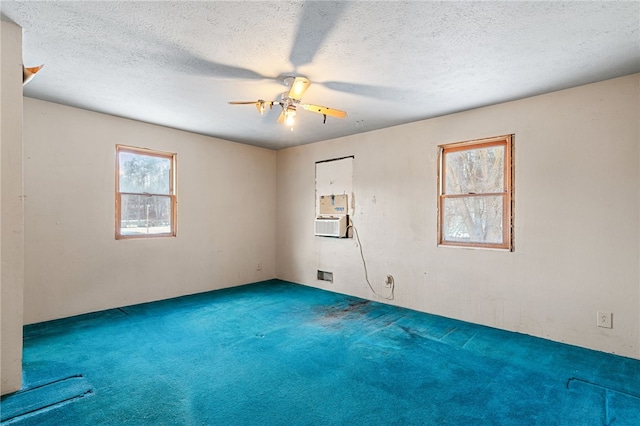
[228,76,347,130]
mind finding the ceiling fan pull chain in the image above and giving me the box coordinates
[323,114,327,124]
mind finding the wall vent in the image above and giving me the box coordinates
[317,270,333,282]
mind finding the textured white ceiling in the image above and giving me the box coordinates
[2,1,639,149]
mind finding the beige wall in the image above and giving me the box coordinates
[1,18,25,395]
[23,99,276,323]
[17,74,640,362]
[276,74,640,358]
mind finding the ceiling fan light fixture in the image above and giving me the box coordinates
[285,109,296,128]
[254,100,267,115]
[228,76,346,130]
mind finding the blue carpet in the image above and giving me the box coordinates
[2,280,640,425]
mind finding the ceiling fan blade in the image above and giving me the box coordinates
[229,100,278,115]
[277,111,286,124]
[288,77,311,100]
[301,104,347,119]
[320,81,410,100]
[288,2,349,68]
[228,101,261,105]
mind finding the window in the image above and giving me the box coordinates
[116,145,176,239]
[438,135,512,250]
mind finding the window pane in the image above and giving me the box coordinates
[120,194,172,236]
[442,195,504,244]
[119,152,171,194]
[445,145,504,195]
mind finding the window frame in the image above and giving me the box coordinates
[115,145,177,240]
[437,135,513,250]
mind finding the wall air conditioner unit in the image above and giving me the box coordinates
[314,215,348,238]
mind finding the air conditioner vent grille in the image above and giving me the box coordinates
[314,216,348,238]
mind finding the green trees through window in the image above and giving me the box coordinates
[116,146,176,239]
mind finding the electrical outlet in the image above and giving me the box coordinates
[256,263,262,271]
[597,311,612,329]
